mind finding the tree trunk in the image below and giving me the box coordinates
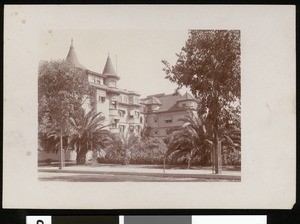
[213,134,222,174]
[59,121,64,169]
[211,145,216,173]
[76,147,86,165]
[187,157,191,169]
[212,92,222,174]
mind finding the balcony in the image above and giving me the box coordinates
[128,118,140,124]
[109,108,120,118]
[110,127,119,134]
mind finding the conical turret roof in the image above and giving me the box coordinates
[66,39,87,70]
[102,54,119,79]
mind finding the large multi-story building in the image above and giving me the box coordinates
[66,39,145,135]
[66,39,199,137]
[38,40,198,162]
[141,93,198,137]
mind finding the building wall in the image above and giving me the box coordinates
[87,72,145,135]
[146,110,190,137]
[96,89,110,127]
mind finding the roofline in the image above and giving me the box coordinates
[118,89,141,96]
[87,70,106,78]
[145,108,196,114]
[105,74,121,80]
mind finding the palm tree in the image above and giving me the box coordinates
[106,131,140,165]
[166,110,241,171]
[166,113,211,169]
[67,109,112,165]
[220,128,241,166]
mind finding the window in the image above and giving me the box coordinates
[129,125,134,133]
[136,125,140,133]
[166,119,172,123]
[140,117,143,124]
[99,96,106,103]
[123,96,128,104]
[129,96,133,104]
[154,117,157,122]
[135,111,140,118]
[134,96,139,104]
[111,100,117,109]
[95,77,103,85]
[118,110,125,117]
[109,81,116,88]
[129,110,135,119]
[111,119,119,128]
[119,125,125,132]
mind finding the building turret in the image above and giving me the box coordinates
[102,54,120,80]
[102,54,120,90]
[66,39,87,69]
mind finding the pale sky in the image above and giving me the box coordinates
[39,30,190,98]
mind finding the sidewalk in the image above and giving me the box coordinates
[38,164,241,181]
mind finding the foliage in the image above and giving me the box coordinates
[67,109,111,164]
[221,128,241,165]
[38,60,96,123]
[130,138,167,164]
[162,30,241,172]
[38,127,68,153]
[38,60,96,166]
[101,134,167,165]
[165,114,241,167]
[165,113,211,168]
[104,132,140,165]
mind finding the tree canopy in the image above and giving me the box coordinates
[67,109,112,164]
[38,60,96,127]
[162,30,241,173]
[38,60,96,166]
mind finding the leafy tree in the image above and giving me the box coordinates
[38,60,96,168]
[162,30,241,173]
[67,109,111,165]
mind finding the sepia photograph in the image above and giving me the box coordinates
[3,5,295,209]
[37,30,241,182]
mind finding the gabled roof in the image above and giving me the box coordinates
[158,94,182,112]
[146,97,162,105]
[102,55,120,80]
[177,92,197,102]
[66,39,87,70]
[142,93,181,112]
[142,92,197,113]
